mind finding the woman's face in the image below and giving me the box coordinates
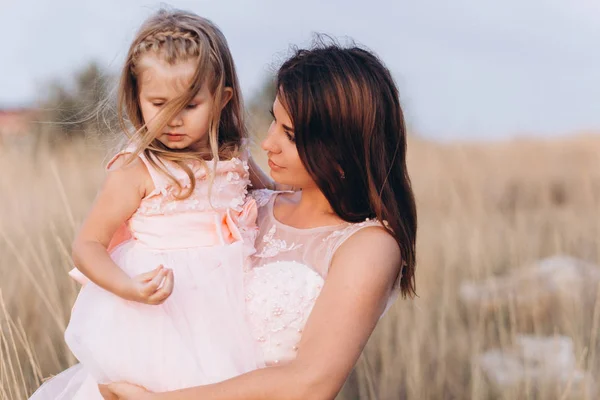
[261,96,316,189]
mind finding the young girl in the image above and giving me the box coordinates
[31,8,265,400]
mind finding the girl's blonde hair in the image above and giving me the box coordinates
[118,9,246,198]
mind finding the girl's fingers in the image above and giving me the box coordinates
[135,265,164,282]
[140,269,167,296]
[148,269,174,304]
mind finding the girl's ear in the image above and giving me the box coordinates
[220,87,233,109]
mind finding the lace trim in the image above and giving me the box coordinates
[254,225,303,258]
[250,189,276,208]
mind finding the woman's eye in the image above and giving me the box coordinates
[285,131,296,143]
[186,104,197,109]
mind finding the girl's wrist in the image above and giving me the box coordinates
[112,275,136,301]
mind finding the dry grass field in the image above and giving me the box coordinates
[1,132,599,399]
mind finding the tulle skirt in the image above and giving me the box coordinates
[31,240,261,399]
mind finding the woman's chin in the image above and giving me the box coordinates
[269,170,288,184]
[270,174,303,191]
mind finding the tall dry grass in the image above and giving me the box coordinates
[1,133,600,399]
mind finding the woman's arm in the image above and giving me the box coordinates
[109,226,401,400]
[72,156,172,304]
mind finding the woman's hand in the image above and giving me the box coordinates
[99,382,151,399]
[127,265,175,305]
[98,383,118,399]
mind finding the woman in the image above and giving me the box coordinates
[104,41,417,400]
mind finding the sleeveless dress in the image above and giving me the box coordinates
[30,149,261,399]
[244,190,401,366]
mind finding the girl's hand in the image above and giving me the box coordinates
[127,265,175,305]
[99,382,151,399]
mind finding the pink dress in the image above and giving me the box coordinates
[244,190,400,366]
[30,149,261,399]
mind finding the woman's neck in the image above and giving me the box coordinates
[296,187,334,216]
[276,187,343,229]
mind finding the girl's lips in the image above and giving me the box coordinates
[165,133,185,141]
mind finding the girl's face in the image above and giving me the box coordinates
[261,96,316,189]
[137,54,231,152]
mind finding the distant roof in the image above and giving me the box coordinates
[0,108,36,136]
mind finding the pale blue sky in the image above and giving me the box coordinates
[1,0,599,140]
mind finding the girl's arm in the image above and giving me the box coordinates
[72,155,173,304]
[108,226,402,400]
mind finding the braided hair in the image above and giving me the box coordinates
[116,9,246,199]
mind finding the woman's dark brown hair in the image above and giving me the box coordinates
[276,40,418,298]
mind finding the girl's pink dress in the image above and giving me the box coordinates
[30,149,261,399]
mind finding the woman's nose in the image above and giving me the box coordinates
[261,122,280,153]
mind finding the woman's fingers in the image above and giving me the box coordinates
[98,383,119,399]
[106,382,149,398]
